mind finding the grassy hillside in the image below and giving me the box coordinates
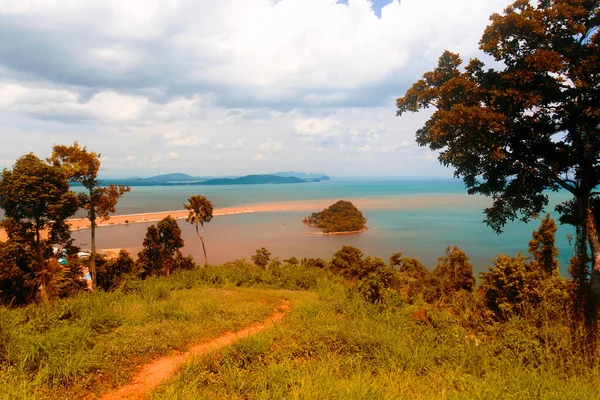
[1,258,599,399]
[152,281,599,399]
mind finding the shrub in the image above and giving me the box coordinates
[433,246,475,298]
[252,247,271,269]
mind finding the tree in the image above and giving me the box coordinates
[138,216,185,277]
[0,154,79,302]
[434,246,476,299]
[0,239,38,305]
[330,246,364,279]
[396,1,600,339]
[50,143,130,290]
[252,247,271,269]
[528,213,559,276]
[184,195,213,267]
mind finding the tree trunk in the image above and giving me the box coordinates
[196,225,208,267]
[35,226,49,303]
[90,202,97,291]
[587,212,600,351]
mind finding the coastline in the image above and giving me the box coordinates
[305,226,369,235]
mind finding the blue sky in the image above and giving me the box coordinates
[0,0,513,177]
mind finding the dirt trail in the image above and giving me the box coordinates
[99,300,290,400]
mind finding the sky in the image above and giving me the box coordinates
[0,0,514,178]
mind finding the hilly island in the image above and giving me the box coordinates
[91,172,330,186]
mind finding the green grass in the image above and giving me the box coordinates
[0,280,288,400]
[2,261,599,399]
[150,281,600,400]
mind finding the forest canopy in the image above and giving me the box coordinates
[303,200,367,233]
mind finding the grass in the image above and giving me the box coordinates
[0,278,288,400]
[2,260,600,399]
[150,280,600,399]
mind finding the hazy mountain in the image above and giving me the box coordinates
[200,175,307,185]
[273,171,331,181]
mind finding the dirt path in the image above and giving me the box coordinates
[99,300,290,400]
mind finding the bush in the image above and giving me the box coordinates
[433,246,475,298]
[252,248,271,269]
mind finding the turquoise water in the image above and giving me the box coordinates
[69,178,575,275]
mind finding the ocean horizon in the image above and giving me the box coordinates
[66,178,575,276]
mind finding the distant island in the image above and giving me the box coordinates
[200,175,308,185]
[85,172,330,187]
[303,200,367,234]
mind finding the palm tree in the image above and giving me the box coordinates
[184,195,214,266]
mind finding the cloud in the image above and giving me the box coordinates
[253,153,264,161]
[163,131,209,148]
[259,138,284,152]
[0,0,513,108]
[0,0,511,177]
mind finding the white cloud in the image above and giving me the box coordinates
[163,131,209,148]
[259,138,283,152]
[0,0,511,177]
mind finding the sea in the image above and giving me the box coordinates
[67,178,576,276]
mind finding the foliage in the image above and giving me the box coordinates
[329,245,364,279]
[94,250,136,291]
[0,240,38,305]
[138,216,185,277]
[396,0,600,335]
[528,213,559,276]
[184,195,213,266]
[434,246,475,297]
[252,247,271,269]
[0,154,79,302]
[50,142,130,290]
[303,200,367,233]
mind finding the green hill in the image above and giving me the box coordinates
[303,200,367,233]
[200,174,307,185]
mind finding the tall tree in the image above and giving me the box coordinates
[528,213,560,276]
[0,154,79,302]
[138,215,184,276]
[396,0,600,340]
[434,246,475,298]
[50,143,130,290]
[184,195,213,266]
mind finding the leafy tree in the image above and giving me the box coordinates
[252,247,271,269]
[396,1,600,336]
[184,195,213,266]
[434,246,476,298]
[138,216,184,277]
[390,252,437,303]
[95,250,135,291]
[0,154,79,303]
[50,143,130,290]
[528,213,559,276]
[356,256,399,304]
[330,245,364,279]
[284,256,299,266]
[0,239,38,305]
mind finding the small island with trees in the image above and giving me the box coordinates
[303,200,367,234]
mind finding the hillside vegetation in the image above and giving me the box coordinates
[303,200,367,233]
